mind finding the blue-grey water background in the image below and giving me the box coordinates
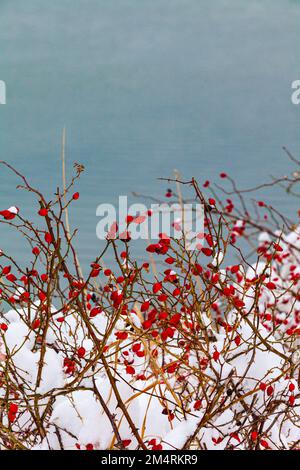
[0,0,299,270]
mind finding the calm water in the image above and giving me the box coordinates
[0,0,299,269]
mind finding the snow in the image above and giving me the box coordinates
[1,224,299,450]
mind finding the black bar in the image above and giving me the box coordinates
[0,450,297,467]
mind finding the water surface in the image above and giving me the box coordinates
[0,0,299,268]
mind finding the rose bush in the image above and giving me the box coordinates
[0,159,299,450]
